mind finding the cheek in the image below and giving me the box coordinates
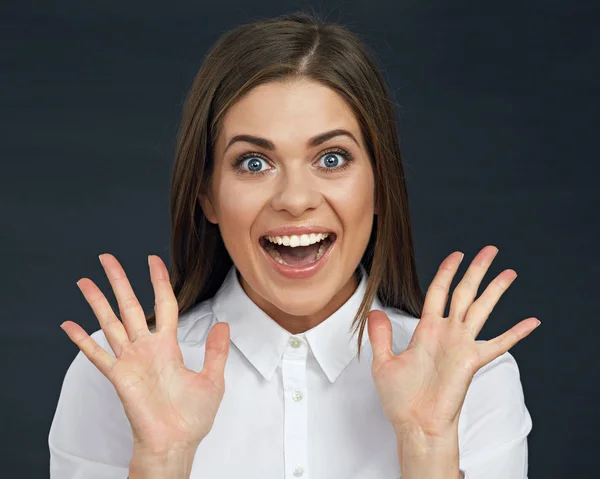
[330,167,375,231]
[214,178,267,249]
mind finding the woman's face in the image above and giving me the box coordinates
[202,78,375,322]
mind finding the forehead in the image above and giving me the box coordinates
[217,79,363,148]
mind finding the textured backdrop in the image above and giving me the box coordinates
[1,1,598,477]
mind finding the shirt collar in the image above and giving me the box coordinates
[211,264,382,383]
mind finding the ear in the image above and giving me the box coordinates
[199,193,218,224]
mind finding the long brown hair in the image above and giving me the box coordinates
[145,10,424,358]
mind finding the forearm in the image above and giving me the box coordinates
[395,424,461,479]
[128,445,198,479]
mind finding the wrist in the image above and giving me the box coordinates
[129,444,199,479]
[395,423,458,463]
[394,421,459,450]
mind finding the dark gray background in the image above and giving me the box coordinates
[1,1,598,477]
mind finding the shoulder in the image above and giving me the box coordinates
[459,348,532,463]
[466,347,529,414]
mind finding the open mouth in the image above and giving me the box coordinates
[259,232,337,268]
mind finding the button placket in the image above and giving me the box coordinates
[282,337,308,478]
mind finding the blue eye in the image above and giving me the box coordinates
[240,157,268,172]
[234,148,353,176]
[318,152,346,169]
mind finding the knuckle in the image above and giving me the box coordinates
[81,335,99,352]
[155,276,172,286]
[455,278,473,292]
[466,298,481,312]
[512,327,524,341]
[121,295,140,312]
[88,294,106,307]
[496,332,510,349]
[154,295,175,307]
[104,319,123,334]
[467,302,488,320]
[92,341,103,355]
[98,303,116,323]
[451,286,467,302]
[110,269,128,281]
[429,282,447,293]
[418,319,440,337]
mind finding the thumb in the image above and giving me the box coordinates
[368,310,393,366]
[201,322,230,385]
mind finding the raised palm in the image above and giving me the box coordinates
[60,253,230,454]
[368,246,540,438]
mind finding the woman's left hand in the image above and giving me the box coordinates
[367,245,541,441]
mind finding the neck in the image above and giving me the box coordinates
[239,271,360,334]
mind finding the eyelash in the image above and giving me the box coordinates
[232,147,354,176]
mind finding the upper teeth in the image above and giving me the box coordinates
[265,233,330,247]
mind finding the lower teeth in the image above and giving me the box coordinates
[315,242,327,260]
[264,240,329,266]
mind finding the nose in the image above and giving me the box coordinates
[270,168,322,217]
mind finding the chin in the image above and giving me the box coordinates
[237,252,354,319]
[248,268,340,317]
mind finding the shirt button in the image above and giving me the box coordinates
[289,337,302,348]
[292,388,303,402]
[293,466,304,476]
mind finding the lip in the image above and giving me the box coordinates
[258,233,337,280]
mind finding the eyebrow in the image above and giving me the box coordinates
[223,128,359,154]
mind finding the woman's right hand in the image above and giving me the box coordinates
[60,253,230,456]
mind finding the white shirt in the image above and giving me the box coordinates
[49,265,532,479]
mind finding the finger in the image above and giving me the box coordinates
[148,255,179,335]
[367,310,394,368]
[449,246,499,322]
[477,318,540,367]
[60,320,117,377]
[422,251,464,319]
[200,322,230,387]
[99,254,150,342]
[463,269,518,337]
[76,278,130,357]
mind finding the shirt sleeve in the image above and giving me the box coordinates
[457,350,532,479]
[49,330,133,479]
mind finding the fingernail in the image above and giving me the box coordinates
[458,252,465,264]
[535,319,541,327]
[98,254,105,266]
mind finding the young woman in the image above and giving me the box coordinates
[49,11,540,479]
